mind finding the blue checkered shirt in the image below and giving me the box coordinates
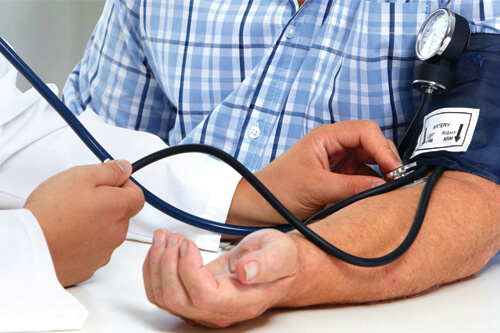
[63,0,500,172]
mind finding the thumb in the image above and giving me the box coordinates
[92,159,133,187]
[319,173,386,203]
[233,232,298,284]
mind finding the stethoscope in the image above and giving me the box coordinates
[0,8,470,267]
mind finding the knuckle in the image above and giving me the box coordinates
[109,200,134,225]
[190,293,211,310]
[362,120,381,134]
[105,230,127,251]
[311,124,326,134]
[153,291,166,308]
[148,248,163,264]
[81,270,95,284]
[112,233,127,248]
[364,119,379,128]
[68,165,90,182]
[346,177,363,197]
[145,291,156,305]
[206,320,234,329]
[103,163,123,183]
[134,186,146,202]
[387,138,398,150]
[101,254,113,267]
[130,188,146,212]
[163,293,188,312]
[119,187,146,217]
[115,200,131,217]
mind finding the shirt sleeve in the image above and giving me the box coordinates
[63,0,177,141]
[0,209,88,332]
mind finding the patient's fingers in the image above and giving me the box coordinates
[177,240,221,312]
[143,229,169,304]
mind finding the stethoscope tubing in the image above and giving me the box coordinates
[0,37,270,236]
[0,36,440,267]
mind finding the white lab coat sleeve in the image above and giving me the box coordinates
[0,54,241,252]
[0,209,88,332]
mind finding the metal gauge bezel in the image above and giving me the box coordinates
[416,8,456,61]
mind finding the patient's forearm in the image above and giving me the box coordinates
[278,171,500,307]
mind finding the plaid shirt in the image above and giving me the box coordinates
[63,0,500,172]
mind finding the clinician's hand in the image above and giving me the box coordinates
[24,160,145,287]
[228,120,402,226]
[143,228,298,328]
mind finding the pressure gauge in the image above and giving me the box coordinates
[415,8,470,63]
[413,8,470,93]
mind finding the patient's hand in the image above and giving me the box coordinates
[143,228,298,328]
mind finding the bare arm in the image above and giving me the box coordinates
[143,170,500,328]
[280,170,500,306]
[141,117,499,327]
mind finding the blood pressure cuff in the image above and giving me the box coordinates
[405,33,500,185]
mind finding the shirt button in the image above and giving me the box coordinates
[248,125,261,140]
[285,25,296,39]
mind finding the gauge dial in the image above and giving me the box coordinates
[416,9,454,61]
[412,8,470,93]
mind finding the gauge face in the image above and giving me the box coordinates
[416,9,452,60]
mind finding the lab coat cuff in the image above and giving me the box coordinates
[0,209,88,332]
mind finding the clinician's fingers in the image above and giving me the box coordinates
[351,139,400,169]
[91,160,133,187]
[358,126,402,171]
[322,173,387,200]
[300,167,385,204]
[387,139,399,160]
[329,121,402,172]
[350,139,400,177]
[330,151,381,176]
[380,139,400,175]
[107,181,145,217]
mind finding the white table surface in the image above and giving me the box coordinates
[67,240,500,333]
